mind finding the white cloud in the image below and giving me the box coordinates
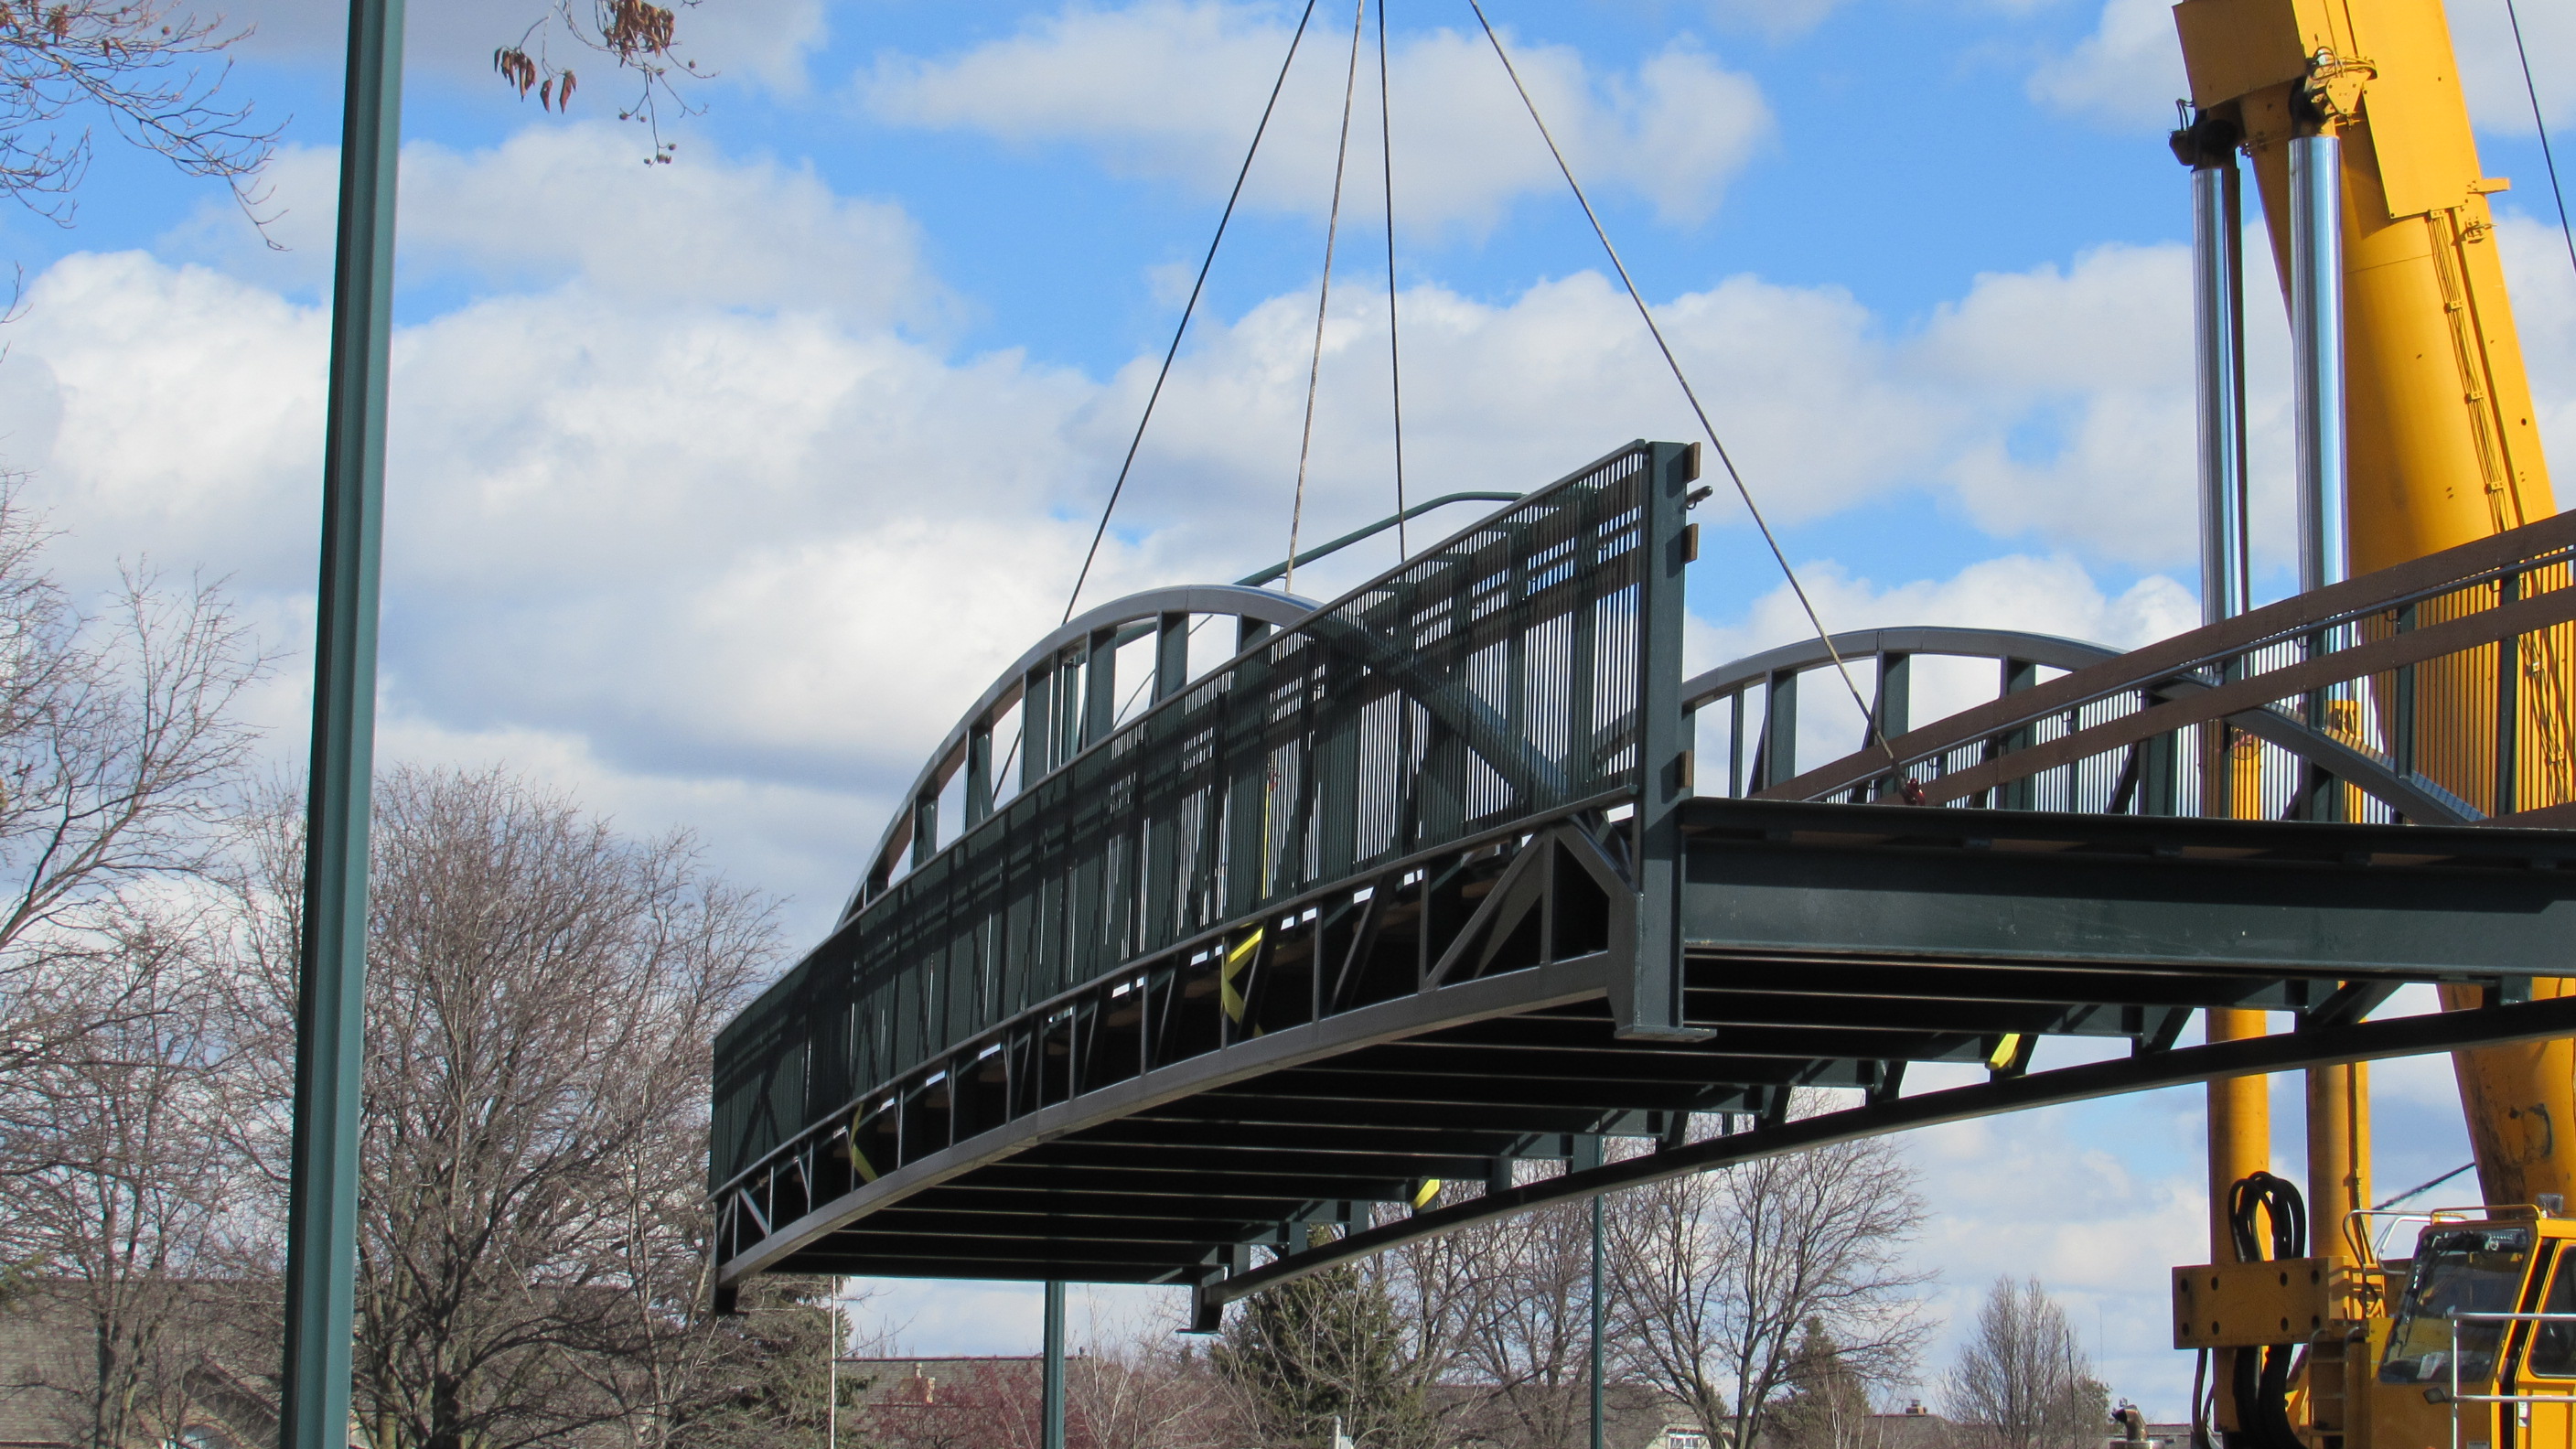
[1685,553,2198,763]
[2500,215,2576,472]
[1098,245,2266,581]
[168,126,947,326]
[860,1,1773,231]
[1905,1089,2212,1414]
[41,134,2576,930]
[2451,0,2576,141]
[2026,0,2190,131]
[1698,553,2199,666]
[1916,239,2307,569]
[0,247,1111,923]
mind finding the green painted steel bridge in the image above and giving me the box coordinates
[709,440,2576,1324]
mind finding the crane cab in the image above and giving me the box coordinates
[2179,1209,2576,1449]
[2370,1214,2576,1449]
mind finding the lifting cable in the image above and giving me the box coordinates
[1061,0,1324,623]
[1377,0,1408,562]
[1461,0,1891,765]
[2373,1159,2475,1211]
[1284,0,1371,598]
[2502,0,2576,282]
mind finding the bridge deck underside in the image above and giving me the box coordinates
[739,800,2576,1287]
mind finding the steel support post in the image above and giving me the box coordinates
[1023,666,1055,785]
[965,724,993,827]
[1155,611,1190,701]
[1043,1280,1068,1449]
[1759,670,1796,792]
[1615,441,1701,1039]
[280,0,404,1443]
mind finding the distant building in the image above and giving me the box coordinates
[0,1284,280,1449]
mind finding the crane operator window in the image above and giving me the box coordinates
[2381,1227,2535,1386]
[2528,1254,2576,1378]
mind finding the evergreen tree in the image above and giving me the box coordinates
[1770,1321,1878,1449]
[1215,1235,1440,1449]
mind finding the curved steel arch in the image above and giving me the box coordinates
[845,492,1544,920]
[1682,625,2479,825]
[845,584,1319,922]
[1680,626,2120,714]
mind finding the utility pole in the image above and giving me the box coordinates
[828,1277,843,1449]
[277,0,402,1444]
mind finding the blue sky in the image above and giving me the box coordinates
[7,0,2575,1418]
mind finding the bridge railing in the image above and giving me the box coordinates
[711,441,1694,1196]
[1754,510,2576,824]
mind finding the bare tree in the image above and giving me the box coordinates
[1610,1129,1933,1449]
[1942,1278,2105,1449]
[0,497,264,1122]
[1069,1304,1229,1449]
[491,0,707,162]
[0,916,253,1449]
[1451,1198,1596,1449]
[0,0,274,221]
[220,766,779,1449]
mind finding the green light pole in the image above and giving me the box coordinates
[278,0,403,1444]
[1043,1282,1067,1449]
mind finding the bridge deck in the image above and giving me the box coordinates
[717,798,2576,1294]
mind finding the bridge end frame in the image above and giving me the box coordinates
[1615,439,1709,1041]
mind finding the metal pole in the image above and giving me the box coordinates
[278,0,403,1443]
[2291,131,2348,597]
[2190,143,2249,628]
[828,1278,841,1449]
[2291,130,2349,823]
[1590,1194,1605,1449]
[1043,1281,1066,1449]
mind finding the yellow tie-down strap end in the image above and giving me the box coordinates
[848,1108,881,1184]
[1221,928,1263,1025]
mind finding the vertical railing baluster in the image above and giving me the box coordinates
[2394,602,2419,789]
[1997,658,2037,810]
[1760,669,1798,791]
[2498,570,2523,817]
[1873,651,1910,799]
[1728,690,1744,798]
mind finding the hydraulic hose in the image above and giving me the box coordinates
[2226,1172,2310,1449]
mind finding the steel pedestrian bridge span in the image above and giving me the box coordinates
[709,440,2576,1323]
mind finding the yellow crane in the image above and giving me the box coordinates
[2169,3,2576,1448]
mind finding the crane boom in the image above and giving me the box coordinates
[2166,9,2576,1449]
[2174,0,2576,1219]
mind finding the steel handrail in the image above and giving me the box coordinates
[2445,1310,2576,1449]
[1762,511,2576,804]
